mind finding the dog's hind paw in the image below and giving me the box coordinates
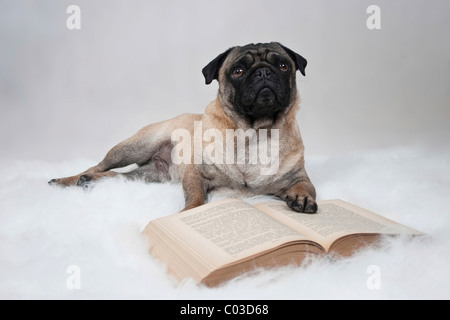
[77,174,92,188]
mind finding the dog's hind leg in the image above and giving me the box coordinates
[49,124,171,187]
[48,113,200,187]
[75,141,175,187]
[73,160,172,187]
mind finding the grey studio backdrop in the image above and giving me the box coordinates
[1,0,449,163]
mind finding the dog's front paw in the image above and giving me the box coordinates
[280,182,318,214]
[285,194,317,213]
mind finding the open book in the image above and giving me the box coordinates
[143,199,423,287]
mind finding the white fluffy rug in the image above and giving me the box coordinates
[1,145,449,299]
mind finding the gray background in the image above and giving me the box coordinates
[1,0,449,162]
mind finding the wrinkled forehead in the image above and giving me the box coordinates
[226,43,290,67]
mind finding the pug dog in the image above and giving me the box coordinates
[49,42,317,213]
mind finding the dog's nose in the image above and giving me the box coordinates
[255,68,271,80]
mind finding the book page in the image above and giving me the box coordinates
[152,199,308,267]
[256,199,422,251]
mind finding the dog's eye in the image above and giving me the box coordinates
[279,63,289,72]
[232,67,244,78]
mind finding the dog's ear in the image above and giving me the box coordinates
[202,47,235,85]
[277,43,307,76]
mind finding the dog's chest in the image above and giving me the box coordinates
[203,132,284,190]
[229,163,274,189]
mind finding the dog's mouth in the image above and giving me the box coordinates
[256,87,276,106]
[239,86,285,119]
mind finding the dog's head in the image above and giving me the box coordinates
[202,42,307,121]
